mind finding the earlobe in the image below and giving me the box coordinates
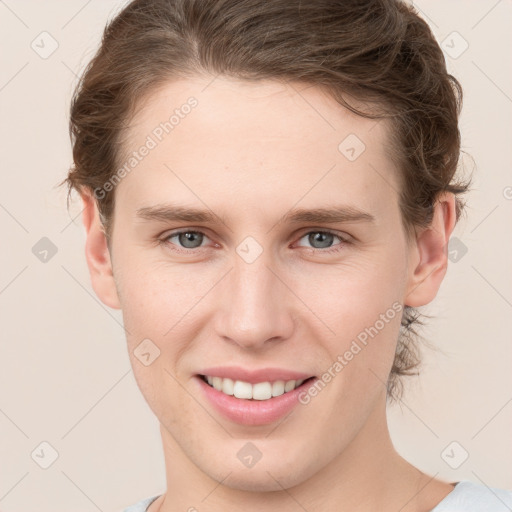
[81,191,121,310]
[404,192,457,308]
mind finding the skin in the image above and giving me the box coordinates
[81,76,457,511]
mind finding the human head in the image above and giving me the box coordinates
[62,0,470,402]
[63,2,476,465]
[61,0,474,493]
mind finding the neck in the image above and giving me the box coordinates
[151,398,450,512]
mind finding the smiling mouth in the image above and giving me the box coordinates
[199,374,315,401]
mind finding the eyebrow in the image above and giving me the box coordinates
[135,203,376,226]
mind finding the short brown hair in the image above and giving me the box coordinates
[61,0,472,402]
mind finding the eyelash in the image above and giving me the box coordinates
[158,229,350,255]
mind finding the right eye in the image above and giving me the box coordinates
[160,230,213,252]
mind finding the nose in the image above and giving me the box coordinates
[213,251,295,350]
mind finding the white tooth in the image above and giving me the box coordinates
[206,376,213,386]
[222,377,234,395]
[212,376,222,391]
[272,380,285,397]
[295,379,304,388]
[233,380,253,399]
[252,382,272,400]
[284,380,296,392]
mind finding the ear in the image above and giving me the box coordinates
[404,192,457,307]
[81,191,121,309]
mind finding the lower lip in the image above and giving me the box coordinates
[195,375,316,426]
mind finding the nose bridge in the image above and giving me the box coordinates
[215,246,294,348]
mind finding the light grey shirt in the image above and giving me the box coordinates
[122,480,512,511]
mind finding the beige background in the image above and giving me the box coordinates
[0,1,511,511]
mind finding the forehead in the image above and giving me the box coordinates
[116,76,400,225]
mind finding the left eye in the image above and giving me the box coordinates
[296,231,346,251]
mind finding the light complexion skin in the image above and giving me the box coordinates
[81,76,457,511]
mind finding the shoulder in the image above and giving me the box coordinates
[122,494,161,512]
[432,480,512,511]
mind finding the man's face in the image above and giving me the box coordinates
[105,77,414,490]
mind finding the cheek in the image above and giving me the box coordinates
[116,233,406,365]
[117,262,205,416]
[297,250,405,334]
[116,241,406,344]
[116,257,210,342]
[303,249,406,390]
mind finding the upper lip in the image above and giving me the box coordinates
[198,366,314,384]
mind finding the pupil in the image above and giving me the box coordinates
[310,232,332,249]
[180,232,202,248]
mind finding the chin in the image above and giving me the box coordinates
[202,456,314,493]
[222,469,300,492]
